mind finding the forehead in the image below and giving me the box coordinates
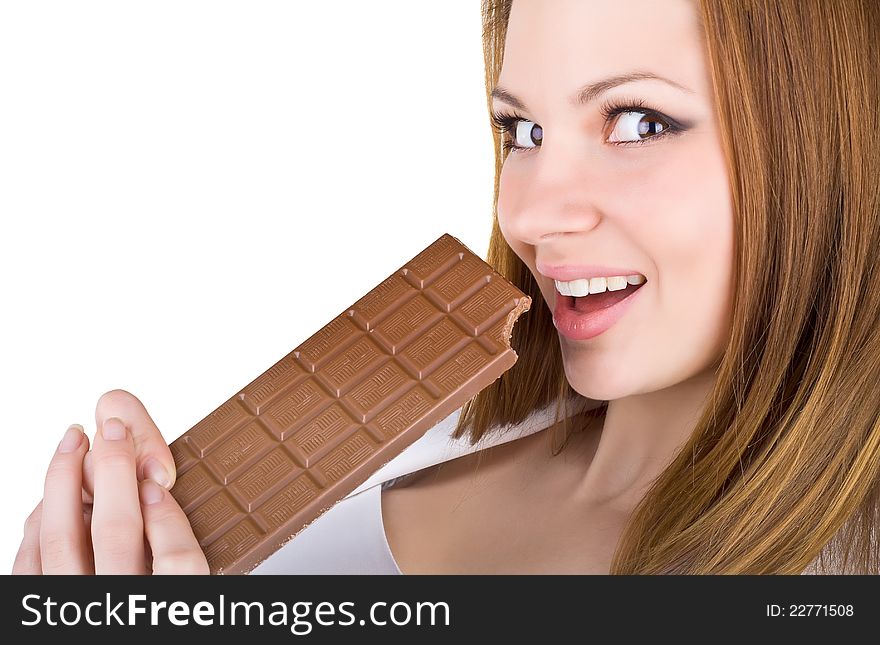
[500,0,708,101]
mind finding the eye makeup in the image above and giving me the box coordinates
[490,95,690,153]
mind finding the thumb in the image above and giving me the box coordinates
[95,389,177,489]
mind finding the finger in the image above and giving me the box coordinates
[90,417,146,574]
[95,389,176,489]
[82,501,95,572]
[82,451,94,503]
[40,424,92,574]
[138,480,209,575]
[12,501,43,575]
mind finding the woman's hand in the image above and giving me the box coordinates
[12,389,209,574]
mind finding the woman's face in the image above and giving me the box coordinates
[495,0,734,401]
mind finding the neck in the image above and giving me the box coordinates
[572,369,717,511]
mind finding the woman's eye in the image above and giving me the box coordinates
[608,111,673,144]
[511,119,543,151]
[491,103,681,154]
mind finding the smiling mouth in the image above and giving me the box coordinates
[558,281,645,313]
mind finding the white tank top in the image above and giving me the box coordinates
[250,398,831,575]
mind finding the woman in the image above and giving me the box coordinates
[13,0,879,575]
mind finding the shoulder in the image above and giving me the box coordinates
[348,398,582,497]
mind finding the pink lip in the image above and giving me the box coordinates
[537,262,645,281]
[552,283,646,340]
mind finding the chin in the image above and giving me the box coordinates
[561,354,639,402]
[569,383,632,403]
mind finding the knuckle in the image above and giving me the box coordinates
[24,505,42,534]
[94,509,143,535]
[142,498,183,525]
[44,458,81,485]
[144,505,176,527]
[93,450,135,472]
[91,520,142,560]
[41,530,80,563]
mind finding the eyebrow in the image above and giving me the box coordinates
[490,71,695,111]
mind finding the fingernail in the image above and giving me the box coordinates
[58,424,84,453]
[102,417,126,441]
[143,457,172,489]
[139,480,165,506]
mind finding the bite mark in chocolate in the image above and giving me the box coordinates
[168,233,531,574]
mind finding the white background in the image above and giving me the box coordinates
[0,1,493,569]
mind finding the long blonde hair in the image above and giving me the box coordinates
[454,0,880,574]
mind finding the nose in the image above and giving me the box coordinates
[498,135,603,246]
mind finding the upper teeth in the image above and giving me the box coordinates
[555,274,646,296]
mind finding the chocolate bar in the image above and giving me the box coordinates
[168,233,531,574]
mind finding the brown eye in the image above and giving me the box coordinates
[607,111,671,144]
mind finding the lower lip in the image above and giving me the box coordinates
[552,283,646,341]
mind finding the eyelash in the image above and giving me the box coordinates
[489,97,681,154]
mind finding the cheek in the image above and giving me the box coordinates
[643,145,735,359]
[496,167,533,266]
[496,167,520,248]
